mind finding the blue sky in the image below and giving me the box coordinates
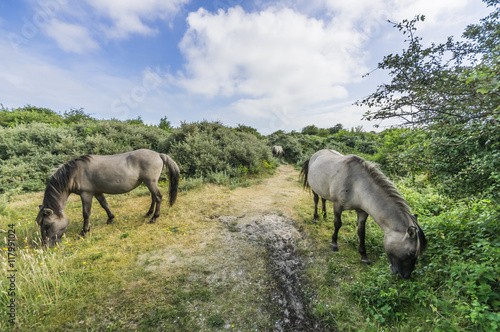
[0,0,491,133]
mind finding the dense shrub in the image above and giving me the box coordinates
[267,128,381,165]
[373,128,500,200]
[419,200,500,330]
[159,121,274,180]
[0,105,65,127]
[0,120,169,193]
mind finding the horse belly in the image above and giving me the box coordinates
[98,178,142,194]
[83,163,143,194]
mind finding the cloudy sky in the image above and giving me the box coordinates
[0,0,491,133]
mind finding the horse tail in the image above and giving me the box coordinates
[160,154,180,206]
[299,159,311,191]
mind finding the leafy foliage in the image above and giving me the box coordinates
[159,121,273,180]
[0,113,169,193]
[0,105,65,127]
[267,127,380,165]
[357,1,500,199]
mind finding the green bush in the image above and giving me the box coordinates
[0,119,169,193]
[160,121,273,181]
[420,200,500,331]
[267,128,381,165]
[0,105,65,127]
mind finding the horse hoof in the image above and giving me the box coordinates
[361,259,371,265]
[149,219,156,224]
[330,244,339,252]
[107,218,115,224]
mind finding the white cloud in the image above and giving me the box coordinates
[174,6,369,122]
[34,0,190,52]
[85,0,190,39]
[45,19,99,53]
[296,0,489,39]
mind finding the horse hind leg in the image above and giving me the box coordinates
[356,210,370,265]
[330,206,343,252]
[313,191,320,222]
[95,193,115,224]
[321,198,327,219]
[144,181,163,223]
[145,193,155,218]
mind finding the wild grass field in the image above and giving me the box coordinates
[2,164,497,331]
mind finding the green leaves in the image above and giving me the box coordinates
[358,2,500,200]
[161,121,273,180]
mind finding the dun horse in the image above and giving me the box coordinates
[300,149,427,279]
[272,145,284,158]
[36,149,180,246]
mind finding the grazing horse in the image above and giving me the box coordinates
[300,149,427,279]
[36,149,180,246]
[272,145,284,158]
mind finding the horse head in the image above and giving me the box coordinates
[384,216,427,279]
[36,205,69,246]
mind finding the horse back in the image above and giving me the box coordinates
[306,150,367,208]
[77,149,163,194]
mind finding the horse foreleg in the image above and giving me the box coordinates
[313,191,320,222]
[79,193,93,237]
[331,206,343,252]
[356,210,370,264]
[95,193,115,224]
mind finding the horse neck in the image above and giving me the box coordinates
[359,187,411,234]
[42,184,72,216]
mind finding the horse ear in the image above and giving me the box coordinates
[42,208,54,216]
[414,214,418,220]
[406,226,418,239]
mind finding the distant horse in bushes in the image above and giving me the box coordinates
[36,149,180,246]
[272,145,284,158]
[300,149,427,279]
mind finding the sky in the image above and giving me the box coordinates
[0,0,492,134]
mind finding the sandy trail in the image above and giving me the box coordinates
[217,165,319,331]
[140,165,319,331]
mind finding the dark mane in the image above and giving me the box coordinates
[353,155,427,255]
[41,155,92,216]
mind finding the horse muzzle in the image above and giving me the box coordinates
[389,264,411,279]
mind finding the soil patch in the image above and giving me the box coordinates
[219,213,319,331]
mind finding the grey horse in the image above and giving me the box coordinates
[300,149,427,279]
[36,149,180,246]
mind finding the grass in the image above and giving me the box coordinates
[1,166,496,331]
[0,176,283,331]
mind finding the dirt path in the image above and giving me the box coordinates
[137,165,319,331]
[222,164,306,217]
[216,165,320,331]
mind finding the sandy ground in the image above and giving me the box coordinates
[216,165,319,331]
